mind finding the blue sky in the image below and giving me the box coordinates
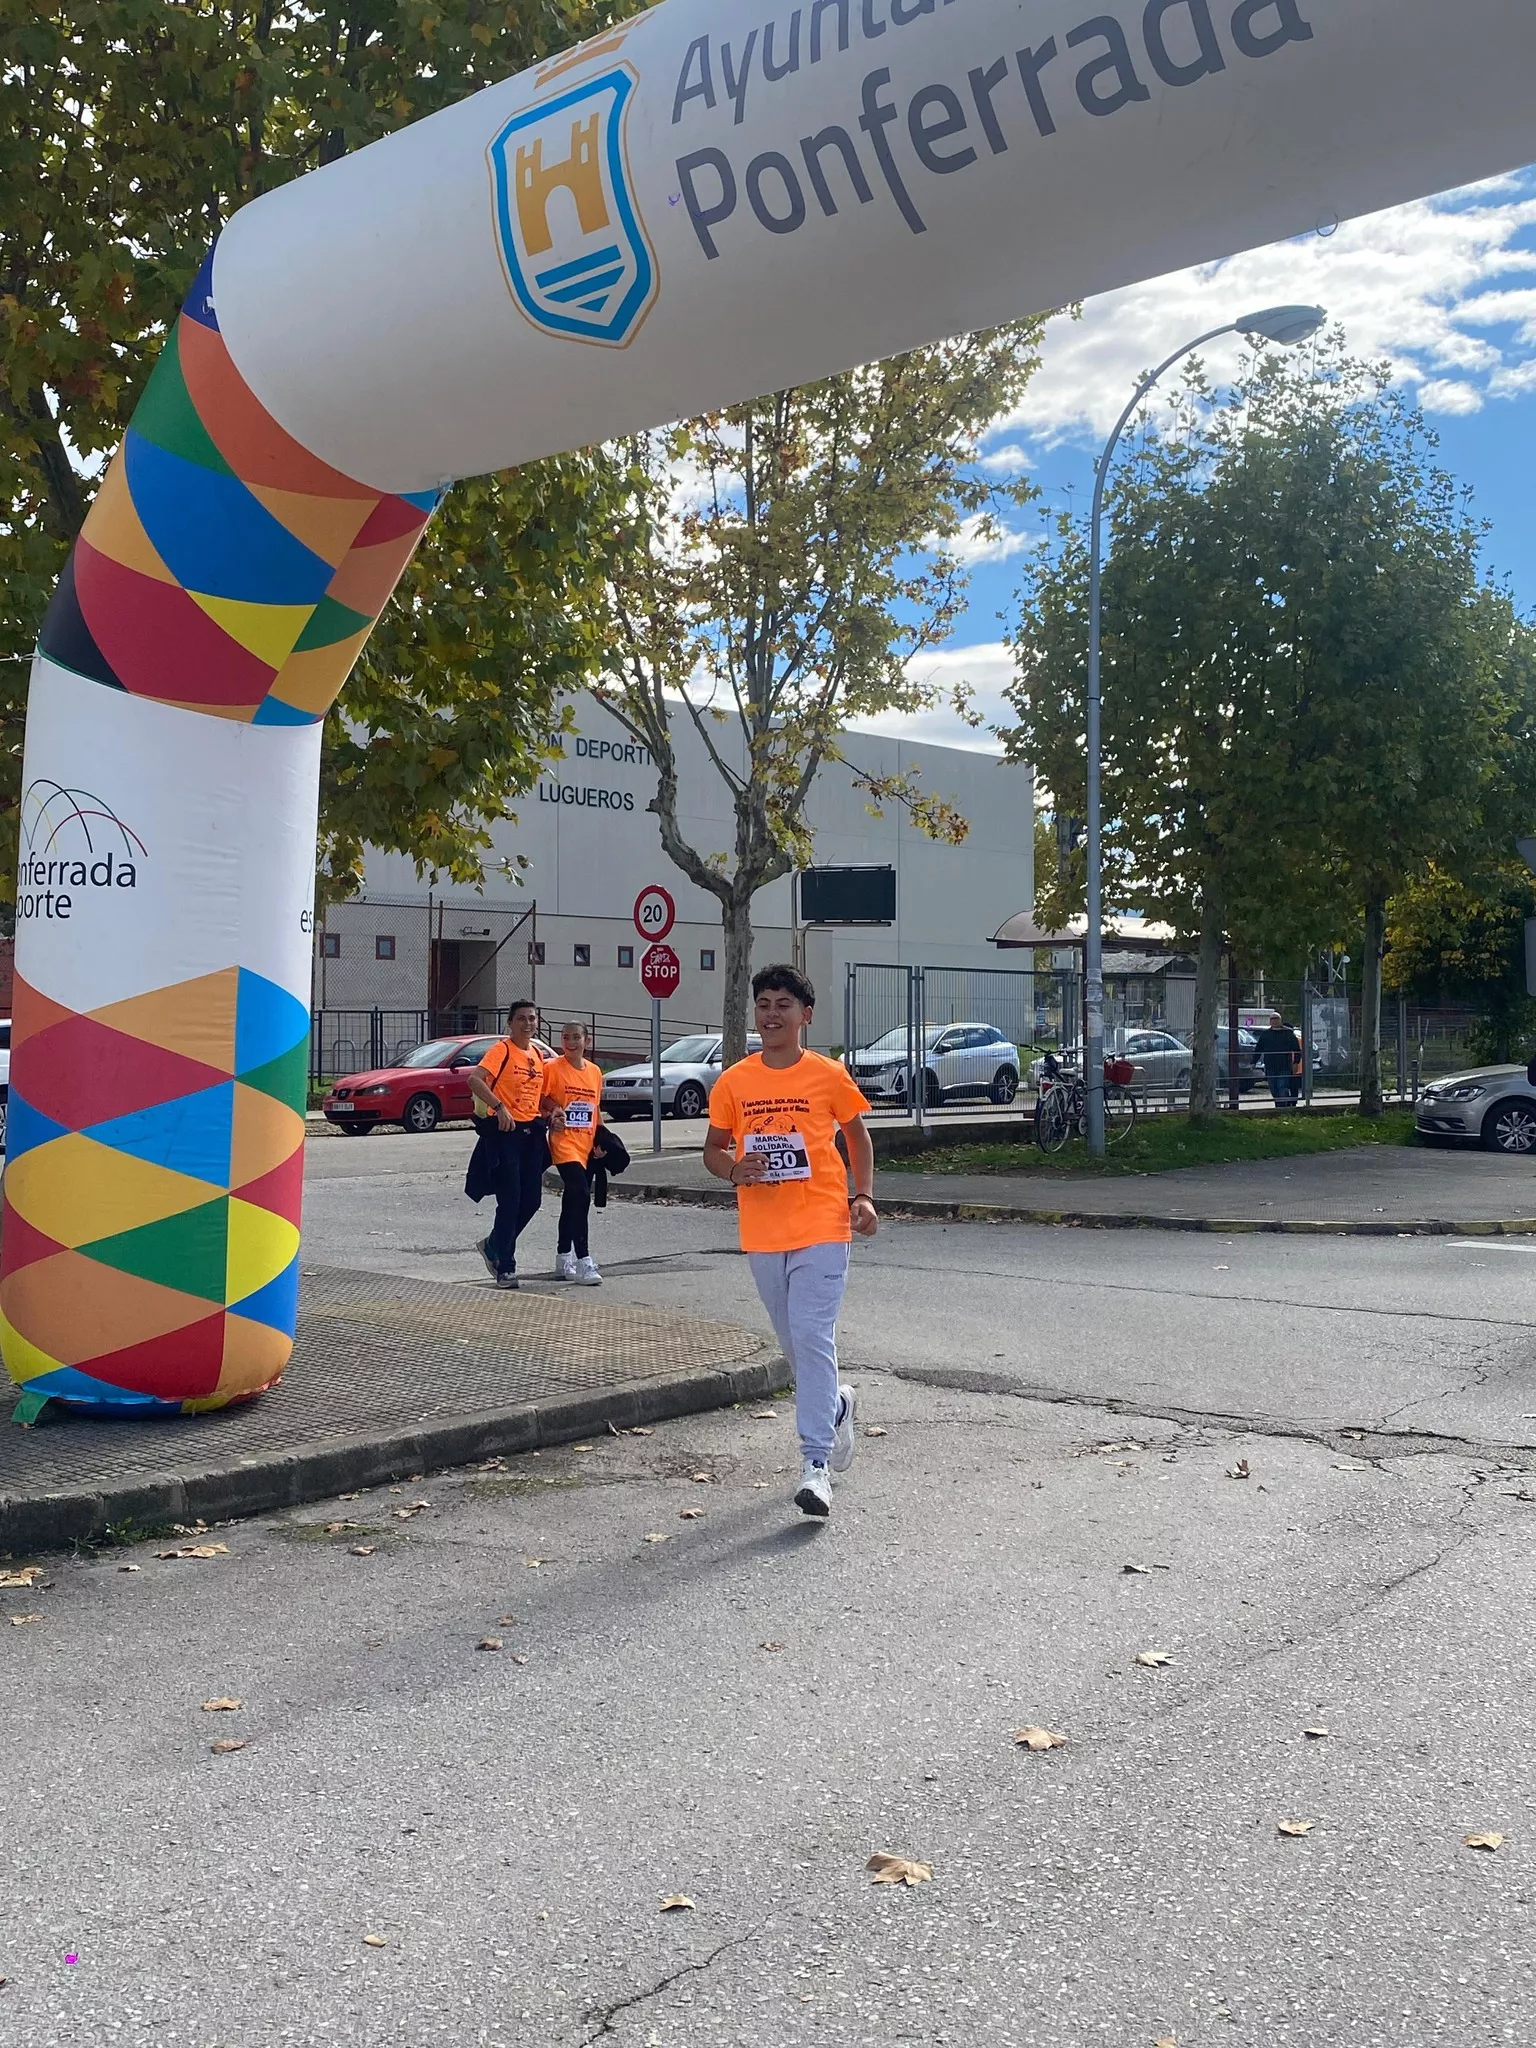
[863,167,1536,754]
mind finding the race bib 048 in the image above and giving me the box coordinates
[563,1101,595,1129]
[744,1130,811,1183]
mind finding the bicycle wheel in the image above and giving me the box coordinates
[1104,1083,1137,1146]
[1035,1086,1072,1154]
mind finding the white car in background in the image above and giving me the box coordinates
[848,1023,1022,1107]
[601,1033,762,1120]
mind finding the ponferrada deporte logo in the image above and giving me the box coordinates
[17,779,147,923]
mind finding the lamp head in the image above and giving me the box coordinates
[1236,303,1328,347]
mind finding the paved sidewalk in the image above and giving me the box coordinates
[600,1142,1536,1234]
[0,1265,781,1553]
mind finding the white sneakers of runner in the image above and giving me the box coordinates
[573,1256,602,1286]
[555,1251,577,1281]
[830,1384,858,1473]
[794,1458,832,1517]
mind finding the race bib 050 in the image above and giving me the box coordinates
[744,1130,811,1183]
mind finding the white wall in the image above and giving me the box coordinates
[345,692,1032,1044]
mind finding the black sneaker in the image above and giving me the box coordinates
[478,1237,497,1280]
[495,1271,519,1292]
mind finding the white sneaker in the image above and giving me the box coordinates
[555,1251,577,1281]
[794,1458,832,1518]
[573,1255,602,1286]
[830,1384,858,1473]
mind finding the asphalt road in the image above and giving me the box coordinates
[5,1135,1535,2046]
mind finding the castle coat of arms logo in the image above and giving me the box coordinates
[488,65,657,349]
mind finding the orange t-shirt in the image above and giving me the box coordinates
[707,1051,870,1254]
[542,1055,602,1166]
[476,1038,547,1122]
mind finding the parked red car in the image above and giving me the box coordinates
[323,1032,556,1135]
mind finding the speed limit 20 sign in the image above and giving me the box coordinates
[633,884,676,942]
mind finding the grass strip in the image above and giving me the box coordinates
[882,1109,1419,1178]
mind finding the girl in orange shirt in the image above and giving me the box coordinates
[542,1021,604,1284]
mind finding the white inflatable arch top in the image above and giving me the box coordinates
[7,0,1534,1416]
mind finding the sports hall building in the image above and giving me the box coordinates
[313,691,1032,1058]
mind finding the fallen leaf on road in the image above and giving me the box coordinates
[679,1508,705,1521]
[1214,1263,1229,1270]
[1135,1651,1174,1668]
[628,1427,654,1437]
[524,1558,547,1569]
[1154,2036,1177,2046]
[362,1933,387,1948]
[1333,1460,1369,1472]
[1463,1832,1504,1852]
[690,1472,711,1484]
[760,1641,785,1652]
[642,1533,669,1544]
[338,1491,364,1499]
[1340,1430,1365,1441]
[8,1613,42,1626]
[511,1654,529,1665]
[1228,1459,1251,1480]
[572,1445,593,1454]
[1122,1563,1151,1575]
[1015,1726,1068,1752]
[202,1697,242,1712]
[1277,1819,1316,1837]
[659,1895,695,1912]
[209,1739,246,1754]
[321,1520,364,1535]
[350,1545,375,1557]
[156,1544,229,1559]
[0,1566,42,1587]
[867,1853,933,1887]
[865,1426,888,1437]
[1304,1726,1330,1740]
[477,1636,503,1651]
[118,1564,141,1573]
[751,1411,777,1420]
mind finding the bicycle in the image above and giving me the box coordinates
[1033,1052,1138,1153]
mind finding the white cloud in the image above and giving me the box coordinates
[1005,172,1536,445]
[849,641,1016,754]
[939,513,1030,566]
[976,441,1032,475]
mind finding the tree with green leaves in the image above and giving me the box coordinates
[1006,342,1512,1117]
[1386,861,1536,1065]
[592,329,1044,1060]
[0,0,638,896]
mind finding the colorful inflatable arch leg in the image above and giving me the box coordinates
[5,0,1535,1413]
[2,256,437,1413]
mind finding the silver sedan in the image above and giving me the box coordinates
[601,1033,760,1121]
[1415,1064,1536,1153]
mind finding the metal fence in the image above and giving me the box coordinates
[308,1002,721,1082]
[840,959,1483,1127]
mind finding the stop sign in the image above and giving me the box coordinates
[640,941,681,999]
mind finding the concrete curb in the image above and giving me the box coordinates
[1,1355,788,1556]
[596,1175,1536,1239]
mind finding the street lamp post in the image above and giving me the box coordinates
[1082,303,1327,1155]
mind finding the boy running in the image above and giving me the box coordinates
[468,999,559,1291]
[542,1021,604,1285]
[703,964,878,1519]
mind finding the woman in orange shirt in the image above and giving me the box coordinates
[542,1021,604,1284]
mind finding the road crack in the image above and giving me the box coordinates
[575,1933,756,2043]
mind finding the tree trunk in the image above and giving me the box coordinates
[1359,890,1387,1118]
[1188,885,1225,1121]
[720,889,755,1067]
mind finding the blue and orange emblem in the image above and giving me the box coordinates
[488,67,658,348]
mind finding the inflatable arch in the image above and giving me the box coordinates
[5,0,1533,1413]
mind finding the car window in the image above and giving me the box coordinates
[935,1032,962,1053]
[461,1037,500,1062]
[1154,1034,1183,1052]
[1126,1034,1150,1054]
[661,1036,718,1063]
[399,1038,464,1068]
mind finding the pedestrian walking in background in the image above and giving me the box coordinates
[466,999,557,1291]
[703,964,878,1521]
[542,1020,604,1284]
[1255,1016,1304,1109]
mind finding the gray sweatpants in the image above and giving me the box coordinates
[747,1242,851,1462]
